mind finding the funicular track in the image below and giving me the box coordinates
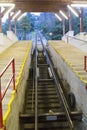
[19,34,82,130]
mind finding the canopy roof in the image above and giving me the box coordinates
[0,0,82,12]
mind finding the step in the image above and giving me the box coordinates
[26,99,59,104]
[25,103,61,109]
[23,122,70,130]
[26,95,58,100]
[20,111,82,123]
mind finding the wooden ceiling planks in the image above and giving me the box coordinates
[0,0,83,12]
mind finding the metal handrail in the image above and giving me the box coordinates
[65,34,87,45]
[0,57,15,129]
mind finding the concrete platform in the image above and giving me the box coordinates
[48,40,87,119]
[62,31,87,52]
[0,40,32,126]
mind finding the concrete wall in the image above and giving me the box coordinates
[62,31,74,43]
[7,31,18,42]
[6,51,31,130]
[62,31,87,52]
[0,33,18,54]
[48,44,87,118]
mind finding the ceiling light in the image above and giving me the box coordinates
[10,12,14,16]
[2,3,15,22]
[0,3,15,7]
[1,7,5,13]
[12,10,21,20]
[67,5,79,17]
[71,4,87,7]
[55,13,62,21]
[59,10,68,20]
[3,4,15,17]
[17,12,27,21]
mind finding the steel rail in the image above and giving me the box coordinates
[35,33,38,130]
[38,33,74,130]
[31,71,34,111]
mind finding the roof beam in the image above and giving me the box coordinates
[14,1,67,12]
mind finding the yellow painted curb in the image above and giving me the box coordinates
[3,90,16,125]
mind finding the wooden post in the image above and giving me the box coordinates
[62,19,65,35]
[80,8,84,32]
[8,13,11,31]
[14,19,17,34]
[0,7,2,33]
[0,78,3,128]
[69,11,72,31]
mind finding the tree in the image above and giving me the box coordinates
[2,20,8,34]
[19,16,31,39]
[72,16,80,35]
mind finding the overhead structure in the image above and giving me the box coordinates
[0,0,86,12]
[0,0,86,33]
[67,5,79,17]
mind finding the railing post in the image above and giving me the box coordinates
[0,78,3,128]
[84,56,87,71]
[12,58,15,90]
[67,35,68,44]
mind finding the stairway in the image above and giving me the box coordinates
[0,41,31,117]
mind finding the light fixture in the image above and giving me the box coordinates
[1,3,15,22]
[55,13,62,21]
[17,12,27,21]
[71,4,87,7]
[0,3,15,7]
[67,5,79,17]
[2,3,15,18]
[0,3,15,15]
[59,10,68,20]
[1,7,4,12]
[5,5,15,15]
[12,10,21,20]
[10,12,14,17]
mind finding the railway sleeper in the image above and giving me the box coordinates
[20,111,82,125]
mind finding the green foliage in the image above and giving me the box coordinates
[50,22,62,40]
[27,13,35,31]
[41,24,48,33]
[19,16,31,32]
[65,20,69,33]
[2,12,87,40]
[19,16,31,39]
[41,18,63,40]
[84,16,87,32]
[2,20,8,34]
[72,16,80,35]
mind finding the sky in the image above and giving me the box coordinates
[31,12,41,16]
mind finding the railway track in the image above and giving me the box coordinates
[19,34,82,130]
